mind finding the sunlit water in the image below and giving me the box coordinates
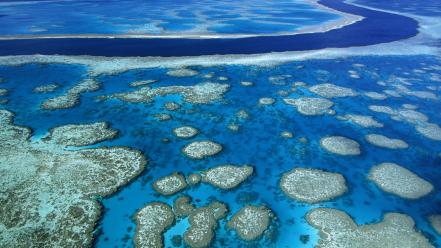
[1,0,441,246]
[1,55,440,247]
[0,0,340,36]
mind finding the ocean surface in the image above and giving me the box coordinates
[0,0,418,56]
[1,55,441,247]
[0,0,339,36]
[0,0,440,247]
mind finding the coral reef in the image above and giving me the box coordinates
[167,68,198,77]
[153,172,188,196]
[320,136,361,155]
[309,83,358,98]
[307,208,433,248]
[45,122,118,146]
[284,97,334,116]
[184,201,228,248]
[182,140,223,159]
[33,83,59,93]
[107,82,229,104]
[280,168,347,203]
[368,163,433,199]
[201,165,253,190]
[173,126,199,139]
[41,79,100,110]
[134,202,175,248]
[0,110,146,247]
[228,205,274,241]
[365,134,408,149]
[337,114,384,128]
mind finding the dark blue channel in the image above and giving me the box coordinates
[0,0,419,56]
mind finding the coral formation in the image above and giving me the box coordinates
[33,83,59,93]
[108,82,229,104]
[307,208,433,248]
[368,163,433,199]
[167,68,198,77]
[284,97,334,116]
[46,122,118,146]
[309,83,358,98]
[184,201,228,248]
[320,136,361,155]
[134,202,175,248]
[337,114,384,128]
[41,79,100,110]
[153,172,188,196]
[228,205,274,241]
[182,140,223,159]
[173,126,198,139]
[201,165,253,190]
[0,110,146,247]
[280,168,347,203]
[365,134,408,149]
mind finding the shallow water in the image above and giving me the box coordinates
[1,55,440,247]
[0,0,339,36]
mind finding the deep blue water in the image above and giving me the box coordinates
[0,0,419,56]
[1,55,440,247]
[353,0,441,17]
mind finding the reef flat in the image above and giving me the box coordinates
[105,82,229,104]
[369,105,441,141]
[228,205,274,241]
[153,172,188,196]
[45,122,118,146]
[307,208,433,248]
[258,97,275,105]
[134,202,175,248]
[365,134,409,149]
[167,68,198,77]
[183,200,228,247]
[280,168,347,203]
[201,164,254,190]
[129,80,156,87]
[320,136,361,155]
[364,91,388,100]
[309,83,358,98]
[182,140,223,159]
[173,196,196,218]
[33,83,59,93]
[41,78,100,110]
[164,101,180,111]
[283,97,334,116]
[173,126,199,139]
[368,163,433,199]
[337,114,384,128]
[0,109,146,247]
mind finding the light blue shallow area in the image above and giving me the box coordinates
[0,55,440,247]
[0,0,340,36]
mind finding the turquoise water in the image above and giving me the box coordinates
[0,0,340,36]
[1,55,440,247]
